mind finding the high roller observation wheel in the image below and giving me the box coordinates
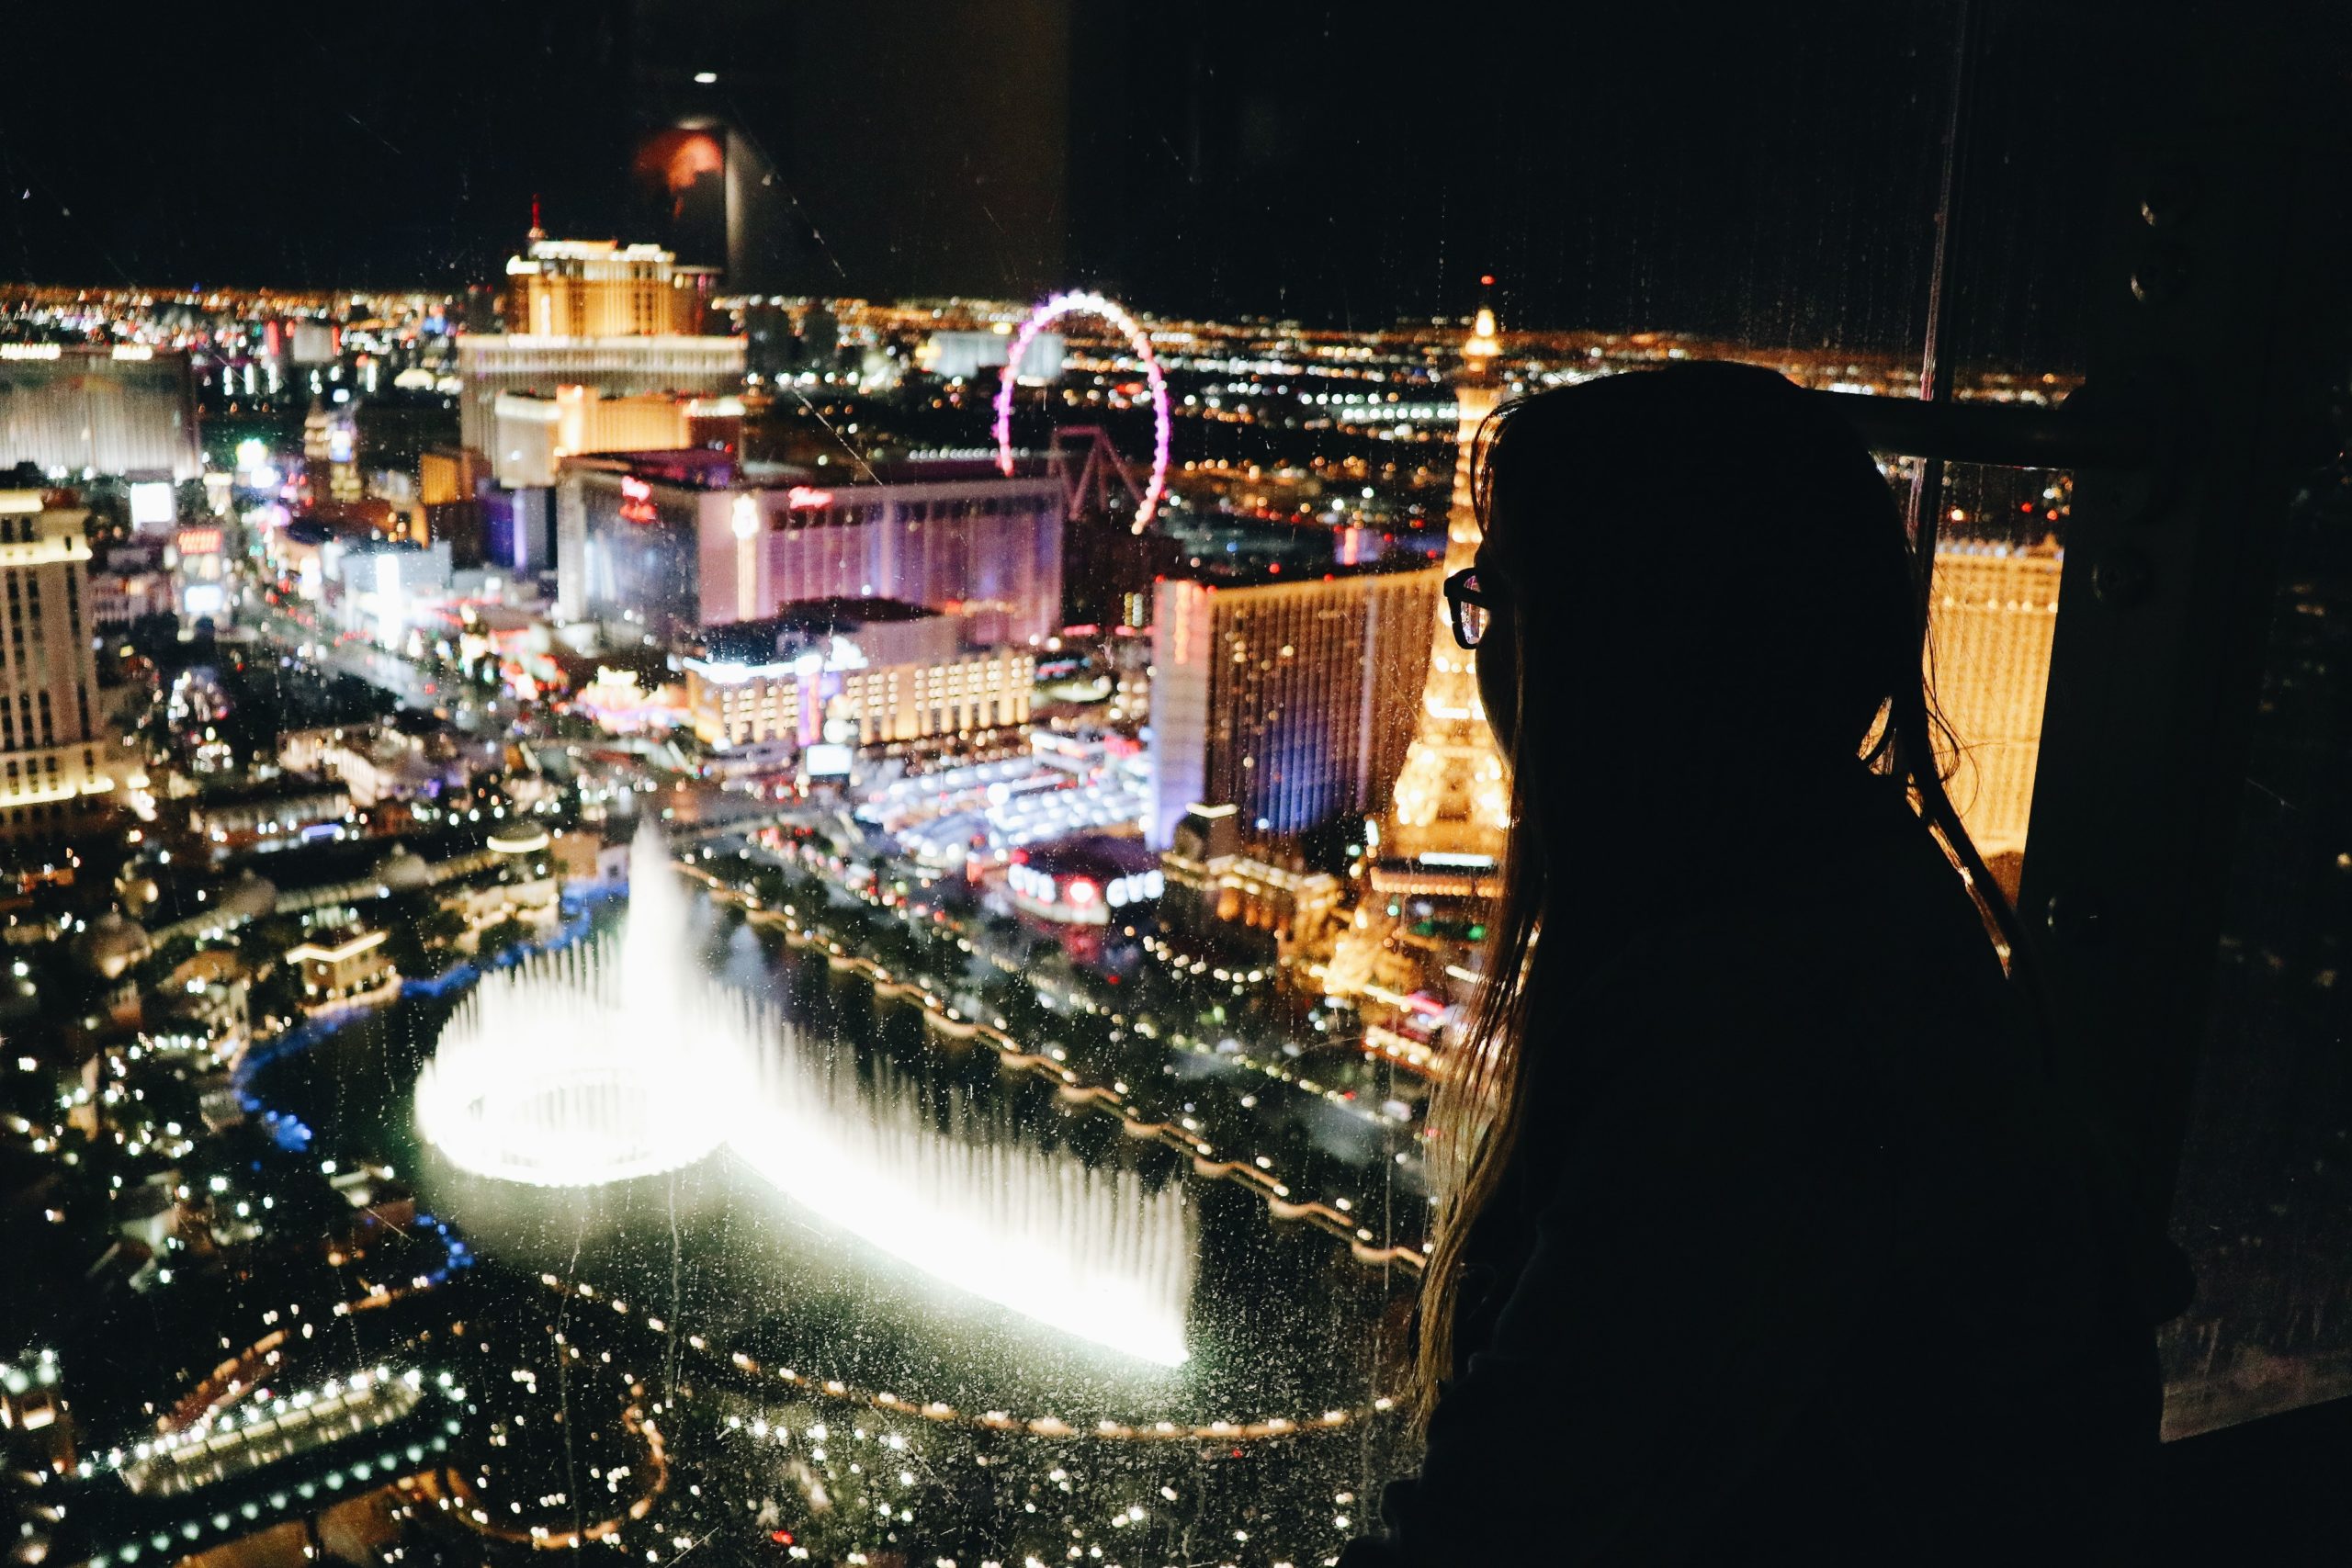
[992,290,1172,534]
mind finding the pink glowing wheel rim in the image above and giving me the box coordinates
[993,290,1171,534]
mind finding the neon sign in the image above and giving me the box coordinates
[785,485,833,510]
[617,475,659,525]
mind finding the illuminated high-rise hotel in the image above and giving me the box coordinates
[1148,563,1441,848]
[1927,538,2064,861]
[501,236,713,338]
[1380,301,1512,863]
[556,452,1064,646]
[0,344,201,482]
[0,492,113,839]
[458,233,741,460]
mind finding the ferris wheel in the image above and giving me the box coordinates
[991,290,1172,535]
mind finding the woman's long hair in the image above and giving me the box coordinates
[1412,362,2029,1420]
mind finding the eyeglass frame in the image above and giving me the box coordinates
[1442,566,1497,650]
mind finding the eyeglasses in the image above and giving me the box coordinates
[1443,567,1496,650]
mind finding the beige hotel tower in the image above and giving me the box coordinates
[0,491,114,840]
[1927,537,2064,866]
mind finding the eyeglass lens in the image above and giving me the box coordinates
[1454,597,1489,649]
[1448,569,1488,649]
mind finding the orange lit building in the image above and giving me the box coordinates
[502,237,711,338]
[1927,537,2064,861]
[489,386,742,490]
[1159,804,1342,954]
[419,446,488,507]
[1327,304,1511,1020]
[286,928,399,1011]
[458,235,741,460]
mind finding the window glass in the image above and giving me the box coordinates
[0,5,2118,1564]
[2160,434,2352,1437]
[1939,6,2117,391]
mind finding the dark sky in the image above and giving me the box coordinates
[1078,2,1997,354]
[0,2,2140,368]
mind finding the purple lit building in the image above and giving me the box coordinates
[555,451,1064,646]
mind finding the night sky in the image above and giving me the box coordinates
[0,2,2124,367]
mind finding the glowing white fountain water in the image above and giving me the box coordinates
[413,820,1194,1366]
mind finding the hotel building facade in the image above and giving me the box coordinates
[501,238,715,338]
[457,333,744,457]
[1927,537,2065,861]
[1148,560,1441,846]
[0,492,114,840]
[557,452,1064,646]
[682,598,1032,754]
[0,345,201,481]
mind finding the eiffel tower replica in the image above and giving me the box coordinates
[1322,299,1512,1014]
[1382,297,1511,866]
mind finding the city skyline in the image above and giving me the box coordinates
[1,7,2344,1561]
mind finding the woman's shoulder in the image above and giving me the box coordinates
[1560,822,2030,1124]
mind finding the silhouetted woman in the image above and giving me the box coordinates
[1341,363,2181,1564]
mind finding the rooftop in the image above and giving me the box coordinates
[508,236,677,269]
[570,448,743,488]
[1162,552,1443,591]
[697,598,938,663]
[568,450,1057,493]
[1017,834,1160,880]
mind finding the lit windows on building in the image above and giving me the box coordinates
[456,334,745,459]
[489,387,743,490]
[683,599,1034,756]
[501,237,714,339]
[285,928,398,1011]
[557,453,1065,644]
[0,345,201,480]
[1159,804,1343,954]
[1927,538,2064,862]
[0,492,116,839]
[693,661,806,748]
[1148,560,1442,846]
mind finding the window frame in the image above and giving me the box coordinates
[1825,21,2349,1248]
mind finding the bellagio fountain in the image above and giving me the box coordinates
[413,821,1194,1367]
